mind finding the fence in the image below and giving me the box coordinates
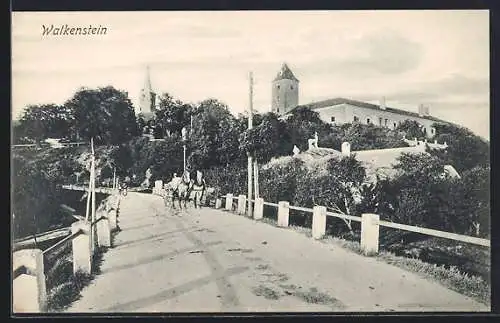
[12,189,121,313]
[13,138,119,313]
[12,142,87,149]
[214,194,490,256]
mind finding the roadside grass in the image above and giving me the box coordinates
[45,196,119,312]
[46,245,107,312]
[256,214,490,306]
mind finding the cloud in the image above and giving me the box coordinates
[375,74,488,105]
[299,29,423,78]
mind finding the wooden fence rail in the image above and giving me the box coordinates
[13,145,121,314]
[218,194,490,249]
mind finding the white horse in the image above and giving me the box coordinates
[164,171,191,209]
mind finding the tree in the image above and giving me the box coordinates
[284,106,331,151]
[430,123,489,172]
[342,122,406,151]
[188,99,241,169]
[154,93,193,137]
[65,86,139,145]
[136,116,147,134]
[17,104,74,144]
[239,113,291,163]
[397,120,426,140]
[294,156,366,234]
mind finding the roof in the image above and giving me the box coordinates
[273,63,299,82]
[289,97,450,124]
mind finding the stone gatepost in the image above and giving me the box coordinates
[225,194,233,211]
[13,249,47,313]
[254,197,264,220]
[312,206,327,239]
[71,221,92,274]
[215,198,222,209]
[277,201,290,227]
[237,195,246,215]
[96,215,111,247]
[361,213,380,256]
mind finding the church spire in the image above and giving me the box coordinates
[144,65,153,92]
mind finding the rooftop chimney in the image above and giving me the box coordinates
[380,97,386,110]
[418,104,425,117]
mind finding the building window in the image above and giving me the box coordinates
[277,85,280,90]
[423,128,427,134]
[366,118,371,124]
[331,116,336,123]
[290,85,293,90]
[431,128,435,134]
[384,119,388,126]
[393,122,397,128]
[354,116,359,122]
[379,117,382,126]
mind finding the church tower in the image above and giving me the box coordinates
[272,63,299,115]
[138,65,156,120]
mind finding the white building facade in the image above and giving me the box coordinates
[305,98,441,138]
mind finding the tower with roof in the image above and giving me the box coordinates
[138,65,157,120]
[271,63,299,115]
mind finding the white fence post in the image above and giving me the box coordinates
[361,213,380,256]
[215,198,222,209]
[238,194,246,215]
[277,201,290,227]
[71,221,92,275]
[254,197,264,220]
[96,216,111,247]
[13,249,47,313]
[312,206,327,239]
[225,194,233,211]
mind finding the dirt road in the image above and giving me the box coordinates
[65,192,488,312]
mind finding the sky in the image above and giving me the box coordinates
[11,10,490,139]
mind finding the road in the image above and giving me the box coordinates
[65,192,488,312]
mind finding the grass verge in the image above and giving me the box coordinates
[46,245,107,312]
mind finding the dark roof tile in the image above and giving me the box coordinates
[274,63,299,82]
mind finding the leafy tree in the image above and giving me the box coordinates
[154,93,193,137]
[17,104,74,144]
[294,156,366,234]
[430,123,489,172]
[136,116,147,134]
[343,122,406,151]
[239,113,291,163]
[397,120,426,140]
[284,106,331,151]
[65,86,139,145]
[188,99,241,169]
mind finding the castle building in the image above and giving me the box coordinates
[273,63,450,139]
[137,65,157,121]
[271,63,299,115]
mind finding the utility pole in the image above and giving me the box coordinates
[182,127,187,173]
[247,72,254,218]
[90,137,96,252]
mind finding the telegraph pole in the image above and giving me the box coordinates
[247,72,254,217]
[90,137,96,252]
[182,127,187,173]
